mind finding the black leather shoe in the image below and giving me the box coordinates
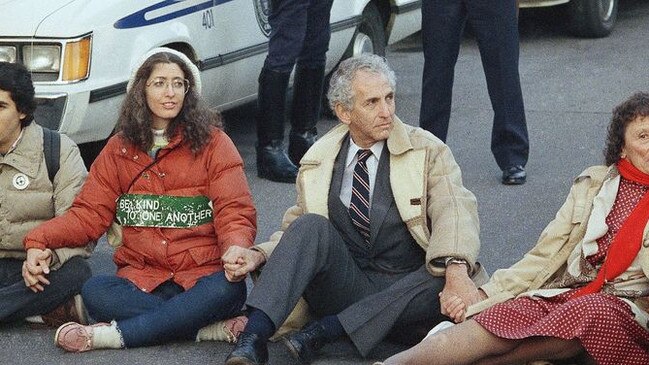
[281,322,327,364]
[288,130,317,166]
[501,165,526,185]
[224,332,268,365]
[256,140,298,183]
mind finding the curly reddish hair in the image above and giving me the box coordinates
[604,92,649,166]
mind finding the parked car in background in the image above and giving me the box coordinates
[0,0,421,165]
[520,0,618,37]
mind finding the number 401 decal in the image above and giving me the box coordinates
[202,9,214,29]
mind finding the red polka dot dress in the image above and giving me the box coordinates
[474,178,649,365]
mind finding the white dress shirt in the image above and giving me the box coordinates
[339,139,385,210]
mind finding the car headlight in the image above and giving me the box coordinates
[20,34,91,82]
[62,35,91,81]
[22,45,61,73]
[0,46,17,63]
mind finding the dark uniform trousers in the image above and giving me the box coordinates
[247,140,447,356]
[265,0,335,72]
[420,0,529,170]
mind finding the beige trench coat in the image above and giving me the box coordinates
[468,165,649,328]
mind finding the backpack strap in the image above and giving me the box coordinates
[42,127,61,183]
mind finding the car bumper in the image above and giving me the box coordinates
[519,0,570,8]
[35,93,66,131]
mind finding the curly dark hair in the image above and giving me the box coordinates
[116,52,222,153]
[604,92,649,166]
[0,62,36,127]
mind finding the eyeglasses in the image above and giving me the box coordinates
[146,77,190,94]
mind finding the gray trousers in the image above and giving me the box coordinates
[247,214,446,356]
[0,256,91,323]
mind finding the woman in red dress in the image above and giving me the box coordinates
[379,92,649,365]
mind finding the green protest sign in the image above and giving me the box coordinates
[116,194,213,228]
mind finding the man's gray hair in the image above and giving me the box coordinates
[327,54,396,111]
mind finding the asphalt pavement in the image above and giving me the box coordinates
[3,1,649,364]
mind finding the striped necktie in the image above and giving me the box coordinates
[349,149,372,243]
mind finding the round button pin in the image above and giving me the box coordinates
[12,173,30,190]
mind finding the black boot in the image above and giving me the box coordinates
[289,131,316,166]
[288,65,325,165]
[256,140,298,183]
[281,321,327,364]
[225,332,268,365]
[256,68,297,183]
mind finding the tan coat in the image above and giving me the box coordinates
[255,117,483,336]
[468,165,649,321]
[256,116,481,275]
[0,123,91,269]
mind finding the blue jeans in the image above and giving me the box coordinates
[81,271,246,348]
[264,0,334,72]
[0,256,91,323]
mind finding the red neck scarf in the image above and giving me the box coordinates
[573,158,649,298]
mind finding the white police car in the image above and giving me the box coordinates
[0,0,421,163]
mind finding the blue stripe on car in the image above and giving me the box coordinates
[114,0,234,29]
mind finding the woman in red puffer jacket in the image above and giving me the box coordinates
[24,48,256,352]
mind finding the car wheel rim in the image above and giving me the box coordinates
[598,0,615,21]
[353,32,374,56]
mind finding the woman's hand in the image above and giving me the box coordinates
[439,264,483,322]
[222,246,266,282]
[440,293,467,322]
[22,248,53,292]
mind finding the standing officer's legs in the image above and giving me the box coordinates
[288,0,335,165]
[256,0,310,183]
[468,0,529,171]
[420,0,466,142]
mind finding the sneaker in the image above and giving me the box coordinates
[24,315,45,325]
[42,295,88,327]
[196,316,249,343]
[54,322,110,353]
[223,316,248,343]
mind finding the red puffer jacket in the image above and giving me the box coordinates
[24,129,256,292]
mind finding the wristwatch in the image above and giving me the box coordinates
[444,257,470,274]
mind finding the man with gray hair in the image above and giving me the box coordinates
[223,54,485,364]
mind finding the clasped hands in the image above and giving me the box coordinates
[222,246,266,282]
[22,248,54,292]
[439,264,487,323]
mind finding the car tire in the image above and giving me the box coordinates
[568,0,618,38]
[354,2,387,57]
[322,2,387,117]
